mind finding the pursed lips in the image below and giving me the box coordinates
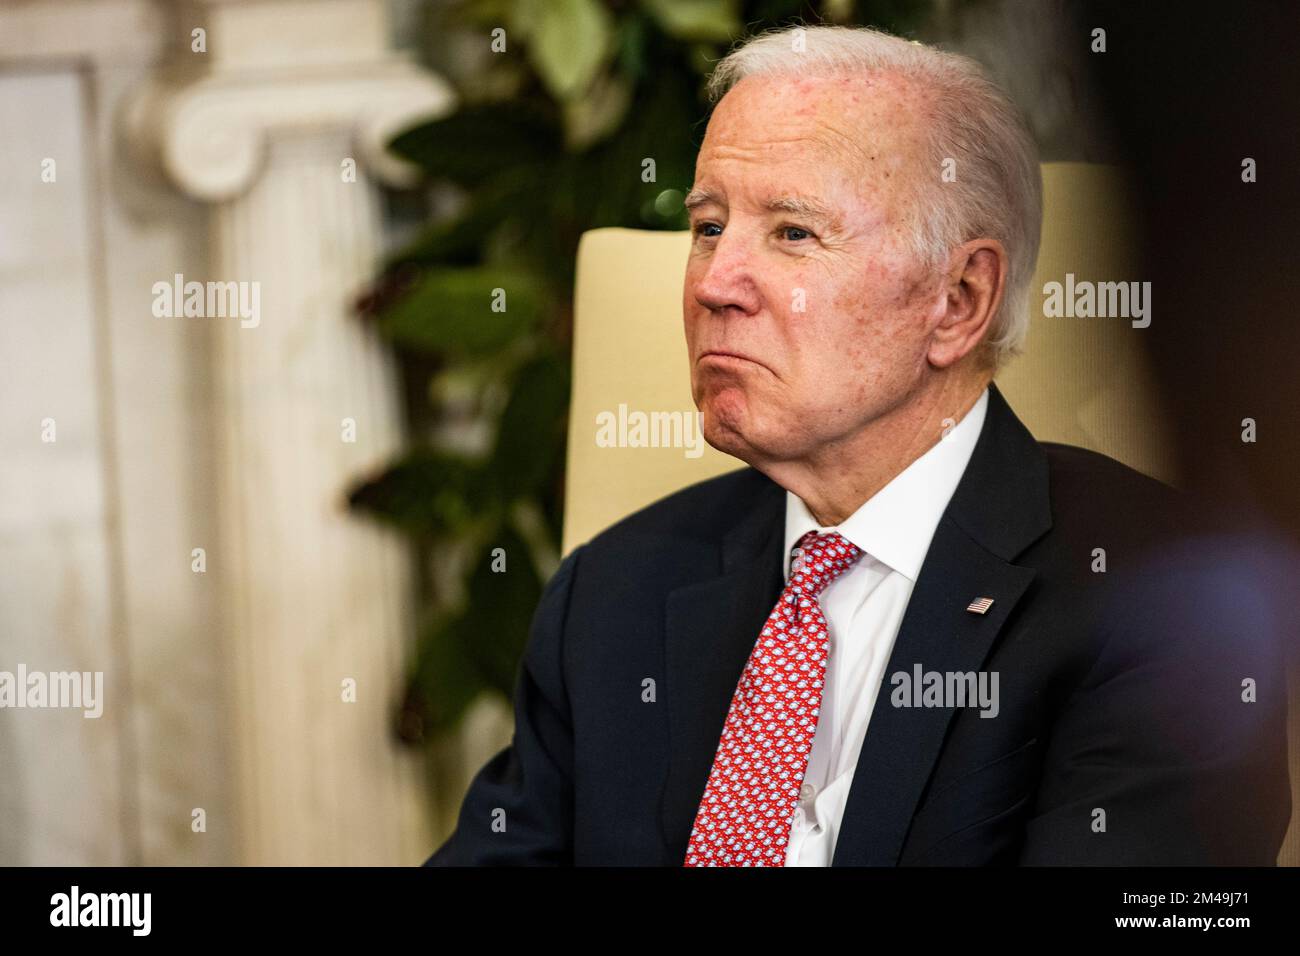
[699,350,768,371]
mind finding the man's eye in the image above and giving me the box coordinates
[781,225,814,242]
[693,222,722,238]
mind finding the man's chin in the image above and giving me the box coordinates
[701,415,762,465]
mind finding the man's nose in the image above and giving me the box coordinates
[691,229,762,316]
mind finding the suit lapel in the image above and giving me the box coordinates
[827,521,1037,865]
[659,478,785,857]
[831,382,1052,865]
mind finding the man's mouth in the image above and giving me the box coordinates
[700,350,766,370]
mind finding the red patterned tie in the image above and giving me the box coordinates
[684,530,863,866]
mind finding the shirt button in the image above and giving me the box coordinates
[800,783,816,803]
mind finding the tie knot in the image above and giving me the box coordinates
[789,530,862,595]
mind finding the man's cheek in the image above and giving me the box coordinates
[823,284,876,336]
[770,268,820,318]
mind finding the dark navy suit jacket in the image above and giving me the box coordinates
[426,383,1292,865]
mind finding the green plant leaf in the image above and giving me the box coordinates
[490,349,571,502]
[407,611,492,736]
[617,10,651,81]
[528,0,614,101]
[387,102,562,187]
[346,448,494,538]
[376,266,550,357]
[562,68,635,149]
[404,523,545,736]
[639,0,741,42]
[460,524,544,695]
[387,169,544,269]
[566,54,701,230]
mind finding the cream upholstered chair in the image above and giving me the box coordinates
[562,163,1175,555]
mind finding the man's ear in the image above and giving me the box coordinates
[928,238,1007,369]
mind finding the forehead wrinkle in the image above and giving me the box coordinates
[705,116,905,195]
[691,87,928,233]
[698,134,822,161]
[814,117,930,235]
[692,135,862,210]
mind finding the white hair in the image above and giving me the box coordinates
[706,25,1043,367]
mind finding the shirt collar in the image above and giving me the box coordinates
[782,387,989,581]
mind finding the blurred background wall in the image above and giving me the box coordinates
[0,0,449,865]
[1,0,1291,865]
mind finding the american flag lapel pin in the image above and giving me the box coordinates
[966,596,994,615]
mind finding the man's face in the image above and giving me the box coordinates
[684,71,943,465]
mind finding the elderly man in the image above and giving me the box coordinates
[426,25,1290,866]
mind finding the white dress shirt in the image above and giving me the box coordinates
[782,388,989,866]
